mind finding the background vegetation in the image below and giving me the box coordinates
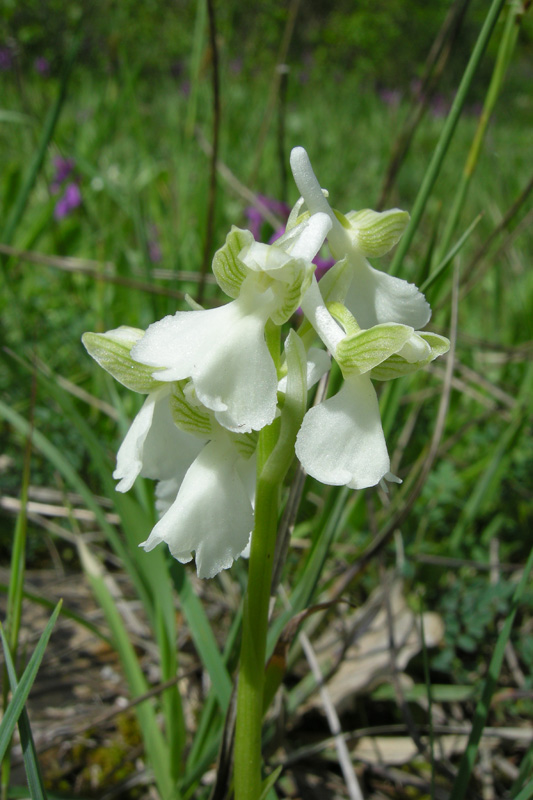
[0,0,532,798]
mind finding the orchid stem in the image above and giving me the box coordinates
[234,422,280,799]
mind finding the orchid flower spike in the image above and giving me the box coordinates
[82,146,451,579]
[290,147,431,331]
[294,304,449,490]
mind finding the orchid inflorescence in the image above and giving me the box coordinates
[83,148,449,579]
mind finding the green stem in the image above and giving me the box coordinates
[234,327,307,798]
[234,427,280,800]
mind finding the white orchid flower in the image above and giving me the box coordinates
[295,306,449,490]
[290,147,431,331]
[131,213,332,434]
[132,382,257,579]
[82,328,256,578]
[119,384,258,579]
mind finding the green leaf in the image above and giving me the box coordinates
[1,33,80,246]
[0,110,33,125]
[2,631,48,799]
[449,543,533,800]
[513,778,533,800]
[170,562,233,711]
[0,603,62,763]
[259,766,283,800]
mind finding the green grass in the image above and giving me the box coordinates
[1,20,532,798]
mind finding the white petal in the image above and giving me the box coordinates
[140,439,254,579]
[113,386,205,493]
[193,300,278,433]
[289,147,351,256]
[345,256,431,330]
[396,333,431,363]
[141,391,205,482]
[131,305,237,381]
[113,391,158,492]
[295,376,391,490]
[300,276,345,353]
[305,348,332,388]
[239,241,293,273]
[282,212,332,262]
[132,297,278,433]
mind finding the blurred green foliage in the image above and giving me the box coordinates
[2,0,532,94]
[0,2,532,793]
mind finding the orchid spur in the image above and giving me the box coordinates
[290,146,431,331]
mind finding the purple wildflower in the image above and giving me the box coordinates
[229,58,243,75]
[0,47,12,71]
[34,57,50,76]
[170,60,185,79]
[314,255,336,279]
[268,226,286,244]
[379,88,401,108]
[51,157,75,193]
[244,194,290,240]
[430,94,451,118]
[54,182,81,220]
[148,225,162,263]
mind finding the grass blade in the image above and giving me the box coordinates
[390,0,507,275]
[513,779,533,800]
[0,602,62,763]
[435,0,522,264]
[1,633,47,799]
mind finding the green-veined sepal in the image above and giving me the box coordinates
[269,259,314,324]
[370,331,450,381]
[327,302,360,336]
[346,208,410,257]
[169,381,215,438]
[81,327,165,393]
[231,431,259,460]
[212,226,255,298]
[335,323,414,377]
